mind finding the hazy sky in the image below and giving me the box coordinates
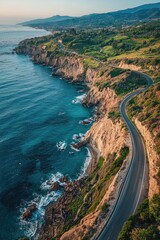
[0,0,159,24]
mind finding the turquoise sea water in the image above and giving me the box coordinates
[0,25,93,239]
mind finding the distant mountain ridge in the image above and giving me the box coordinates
[117,2,160,13]
[21,2,160,29]
[21,15,73,26]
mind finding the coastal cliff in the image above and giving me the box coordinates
[15,38,150,240]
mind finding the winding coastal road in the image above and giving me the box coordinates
[96,72,153,240]
[57,41,154,239]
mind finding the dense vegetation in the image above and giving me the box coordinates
[118,194,160,240]
[128,83,160,155]
[54,20,160,66]
[113,71,148,95]
[95,69,148,95]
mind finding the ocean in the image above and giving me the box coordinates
[0,25,93,240]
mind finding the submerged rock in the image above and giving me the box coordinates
[59,176,70,184]
[71,140,86,150]
[49,181,62,192]
[81,120,91,125]
[22,203,37,220]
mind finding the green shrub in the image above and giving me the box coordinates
[108,111,120,121]
[131,225,159,240]
[110,68,126,78]
[70,192,85,215]
[101,203,110,212]
[98,156,105,169]
[113,72,147,95]
[118,220,134,240]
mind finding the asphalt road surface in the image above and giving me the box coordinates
[96,73,153,240]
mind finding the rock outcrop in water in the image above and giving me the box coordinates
[22,203,37,220]
[15,39,151,239]
[49,182,63,192]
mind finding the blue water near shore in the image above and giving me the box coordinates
[0,25,93,240]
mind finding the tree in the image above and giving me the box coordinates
[112,40,118,49]
[118,220,133,240]
[150,194,160,222]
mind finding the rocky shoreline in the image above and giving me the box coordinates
[15,39,133,240]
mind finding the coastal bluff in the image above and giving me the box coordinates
[15,37,151,240]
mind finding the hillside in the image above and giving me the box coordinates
[38,20,160,80]
[21,2,160,30]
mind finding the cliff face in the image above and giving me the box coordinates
[51,57,85,81]
[117,59,160,73]
[82,68,127,173]
[16,41,85,81]
[135,119,160,198]
[56,90,129,239]
[85,117,126,173]
[118,61,141,71]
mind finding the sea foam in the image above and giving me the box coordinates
[20,172,63,238]
[79,148,92,178]
[72,93,86,104]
